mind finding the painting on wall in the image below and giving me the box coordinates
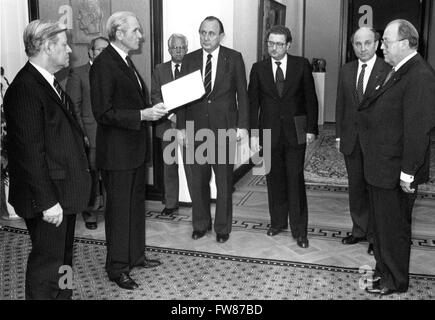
[257,0,286,61]
[71,0,111,44]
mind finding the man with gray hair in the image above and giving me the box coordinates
[90,11,167,290]
[151,33,189,216]
[359,19,435,295]
[335,27,390,255]
[4,20,91,299]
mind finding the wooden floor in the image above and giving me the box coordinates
[2,169,435,278]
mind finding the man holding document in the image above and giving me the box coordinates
[177,16,249,243]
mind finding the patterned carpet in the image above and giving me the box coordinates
[1,226,434,300]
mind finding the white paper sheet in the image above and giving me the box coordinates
[161,70,205,111]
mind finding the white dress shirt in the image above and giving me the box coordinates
[272,54,288,81]
[202,46,220,91]
[356,53,377,93]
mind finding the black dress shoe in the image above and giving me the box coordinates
[216,233,229,243]
[161,207,178,216]
[342,235,366,245]
[267,228,282,236]
[365,281,401,296]
[142,258,162,268]
[297,236,309,248]
[85,221,97,230]
[367,243,374,255]
[192,230,207,240]
[113,273,139,290]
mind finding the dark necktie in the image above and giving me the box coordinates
[174,64,181,80]
[356,63,367,103]
[275,61,285,97]
[53,78,72,114]
[204,54,212,97]
[383,68,396,86]
[126,56,142,88]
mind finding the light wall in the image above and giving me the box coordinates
[304,0,342,122]
[0,0,29,82]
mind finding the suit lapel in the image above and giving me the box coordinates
[281,55,298,97]
[26,63,83,134]
[263,58,280,97]
[212,47,228,97]
[107,45,145,98]
[363,57,389,101]
[349,62,360,106]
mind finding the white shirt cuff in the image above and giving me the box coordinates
[335,138,341,141]
[400,172,414,183]
[168,113,175,120]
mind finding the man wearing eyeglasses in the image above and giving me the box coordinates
[359,20,435,296]
[151,34,189,216]
[335,27,390,256]
[66,36,109,231]
[249,25,318,248]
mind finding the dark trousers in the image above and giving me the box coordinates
[369,184,417,291]
[188,142,234,235]
[102,165,146,280]
[161,139,179,209]
[82,147,103,223]
[343,138,373,242]
[266,135,308,238]
[24,214,76,300]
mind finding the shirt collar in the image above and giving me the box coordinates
[110,43,129,64]
[358,54,377,69]
[394,51,418,72]
[203,46,220,60]
[29,61,55,85]
[171,61,182,68]
[272,54,288,65]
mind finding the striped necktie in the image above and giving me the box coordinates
[53,78,72,114]
[204,54,212,97]
[174,64,181,80]
[356,64,367,103]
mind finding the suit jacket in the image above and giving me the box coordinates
[336,56,391,155]
[151,61,180,139]
[3,62,91,218]
[66,62,97,148]
[90,44,150,171]
[249,54,319,148]
[358,54,435,189]
[178,46,249,133]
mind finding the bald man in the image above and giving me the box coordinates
[360,20,435,295]
[335,27,390,255]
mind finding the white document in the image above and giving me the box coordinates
[161,70,205,111]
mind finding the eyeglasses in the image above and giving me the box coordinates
[169,46,187,51]
[267,41,287,49]
[381,38,405,48]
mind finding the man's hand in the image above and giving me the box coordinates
[306,133,316,145]
[177,129,188,147]
[42,203,63,227]
[84,136,90,148]
[250,136,261,154]
[400,180,416,194]
[141,102,168,121]
[236,128,248,141]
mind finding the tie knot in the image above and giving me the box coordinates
[276,62,282,67]
[362,64,367,69]
[126,56,134,68]
[207,54,212,61]
[175,64,180,69]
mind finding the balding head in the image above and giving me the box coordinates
[351,27,380,62]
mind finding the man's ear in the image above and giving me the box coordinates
[43,40,52,55]
[219,33,225,43]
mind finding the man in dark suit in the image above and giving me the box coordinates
[90,11,167,290]
[4,20,91,299]
[66,36,109,230]
[249,25,318,248]
[151,33,188,216]
[335,27,390,255]
[178,16,249,243]
[360,20,435,296]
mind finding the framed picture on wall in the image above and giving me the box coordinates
[72,0,111,44]
[257,0,286,61]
